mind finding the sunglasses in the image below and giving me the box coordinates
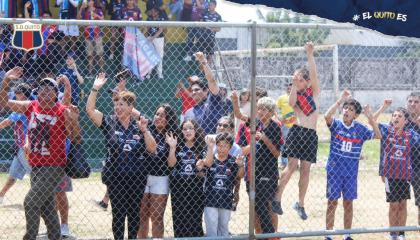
[217,123,231,128]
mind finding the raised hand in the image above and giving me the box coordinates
[4,67,23,82]
[383,99,392,107]
[194,52,206,63]
[363,104,374,119]
[64,105,80,121]
[93,72,107,90]
[231,90,239,103]
[340,89,351,102]
[206,134,216,146]
[56,74,70,86]
[235,155,245,166]
[304,41,315,55]
[117,79,126,92]
[165,132,178,148]
[196,159,205,170]
[138,116,149,133]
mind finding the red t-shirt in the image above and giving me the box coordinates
[180,88,196,114]
[25,101,68,167]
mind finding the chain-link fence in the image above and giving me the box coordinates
[0,18,419,240]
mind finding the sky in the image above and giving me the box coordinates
[217,0,272,22]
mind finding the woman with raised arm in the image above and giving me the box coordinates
[86,73,156,240]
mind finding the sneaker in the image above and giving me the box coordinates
[183,55,192,62]
[0,196,4,204]
[325,237,333,240]
[271,200,283,215]
[343,237,354,240]
[60,224,70,238]
[95,200,108,210]
[397,235,406,240]
[293,202,308,220]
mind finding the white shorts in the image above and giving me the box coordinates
[144,175,169,195]
[58,25,80,37]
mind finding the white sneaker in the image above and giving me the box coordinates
[398,235,406,240]
[60,224,70,237]
[0,196,4,204]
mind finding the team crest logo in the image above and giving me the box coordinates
[12,22,44,52]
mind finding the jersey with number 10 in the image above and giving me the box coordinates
[327,119,374,177]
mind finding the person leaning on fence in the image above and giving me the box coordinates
[404,92,420,226]
[272,42,321,220]
[197,132,245,237]
[184,52,232,134]
[239,97,283,235]
[323,90,381,240]
[373,106,420,240]
[0,83,32,205]
[166,119,207,237]
[77,0,105,76]
[86,73,157,240]
[0,67,81,240]
[138,104,179,239]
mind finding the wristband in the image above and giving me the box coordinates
[91,88,99,92]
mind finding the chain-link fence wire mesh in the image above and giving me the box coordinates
[0,18,419,239]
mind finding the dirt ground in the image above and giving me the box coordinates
[0,166,419,239]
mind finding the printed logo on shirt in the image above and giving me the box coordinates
[123,143,132,152]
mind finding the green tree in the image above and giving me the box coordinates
[264,10,330,48]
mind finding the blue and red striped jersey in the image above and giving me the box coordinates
[379,123,420,180]
[297,87,317,116]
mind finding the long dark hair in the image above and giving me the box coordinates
[179,119,206,158]
[154,103,179,136]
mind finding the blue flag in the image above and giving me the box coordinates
[123,27,161,80]
[230,0,419,38]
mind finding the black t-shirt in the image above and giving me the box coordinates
[255,119,283,180]
[204,156,239,210]
[171,144,206,178]
[147,125,170,176]
[202,11,222,37]
[407,119,420,174]
[100,115,147,175]
[108,1,126,20]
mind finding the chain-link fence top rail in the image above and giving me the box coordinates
[0,18,419,239]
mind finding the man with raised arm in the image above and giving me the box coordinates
[0,67,81,240]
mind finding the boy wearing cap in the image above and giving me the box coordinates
[0,83,32,204]
[0,67,81,240]
[199,0,221,65]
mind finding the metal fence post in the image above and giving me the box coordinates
[248,21,257,240]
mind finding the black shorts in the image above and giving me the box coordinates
[385,178,411,203]
[282,125,318,163]
[411,175,420,206]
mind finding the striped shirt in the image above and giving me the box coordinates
[297,87,317,116]
[81,8,104,40]
[327,119,374,177]
[379,123,420,180]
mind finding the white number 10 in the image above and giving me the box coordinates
[341,141,352,152]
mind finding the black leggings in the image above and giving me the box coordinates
[107,174,147,240]
[253,179,277,234]
[170,176,205,238]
